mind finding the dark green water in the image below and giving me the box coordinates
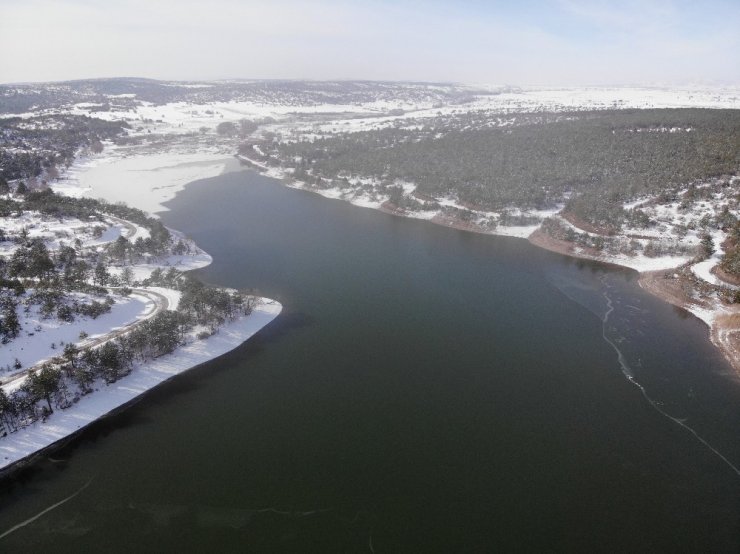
[1,170,739,552]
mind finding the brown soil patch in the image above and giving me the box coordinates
[528,229,603,260]
[711,313,740,378]
[639,270,740,378]
[379,200,405,215]
[712,265,740,287]
[638,270,698,312]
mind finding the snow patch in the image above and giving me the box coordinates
[0,294,150,374]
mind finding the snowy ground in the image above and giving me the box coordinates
[481,85,740,112]
[264,85,740,137]
[0,221,214,380]
[0,209,126,257]
[141,286,182,311]
[0,197,279,470]
[596,252,689,273]
[108,247,212,283]
[621,180,737,278]
[0,299,282,471]
[0,207,209,378]
[548,215,693,272]
[0,293,151,374]
[691,228,733,287]
[22,84,740,138]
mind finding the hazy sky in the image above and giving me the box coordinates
[1,0,738,85]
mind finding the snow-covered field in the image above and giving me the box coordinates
[691,228,734,288]
[0,299,281,471]
[107,248,212,282]
[0,210,126,257]
[623,180,737,278]
[479,85,740,112]
[23,84,740,137]
[581,249,690,273]
[0,292,151,374]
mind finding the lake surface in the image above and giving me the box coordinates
[1,170,739,552]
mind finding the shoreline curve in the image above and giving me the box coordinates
[0,232,282,477]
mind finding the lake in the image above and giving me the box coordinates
[1,170,738,552]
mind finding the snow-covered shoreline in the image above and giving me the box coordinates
[55,112,740,380]
[239,153,740,377]
[1,151,283,474]
[0,298,281,473]
[529,228,740,379]
[69,151,731,326]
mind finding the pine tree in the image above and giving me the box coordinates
[94,260,110,286]
[27,365,61,413]
[700,232,715,259]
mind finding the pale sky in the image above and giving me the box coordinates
[1,0,738,85]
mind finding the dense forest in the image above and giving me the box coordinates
[0,114,129,181]
[266,109,740,231]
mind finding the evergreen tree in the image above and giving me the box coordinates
[94,260,110,286]
[0,297,20,340]
[0,388,18,434]
[109,236,130,261]
[26,365,61,413]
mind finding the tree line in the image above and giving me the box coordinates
[263,108,740,231]
[0,114,129,181]
[0,275,257,436]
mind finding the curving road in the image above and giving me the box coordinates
[0,288,169,388]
